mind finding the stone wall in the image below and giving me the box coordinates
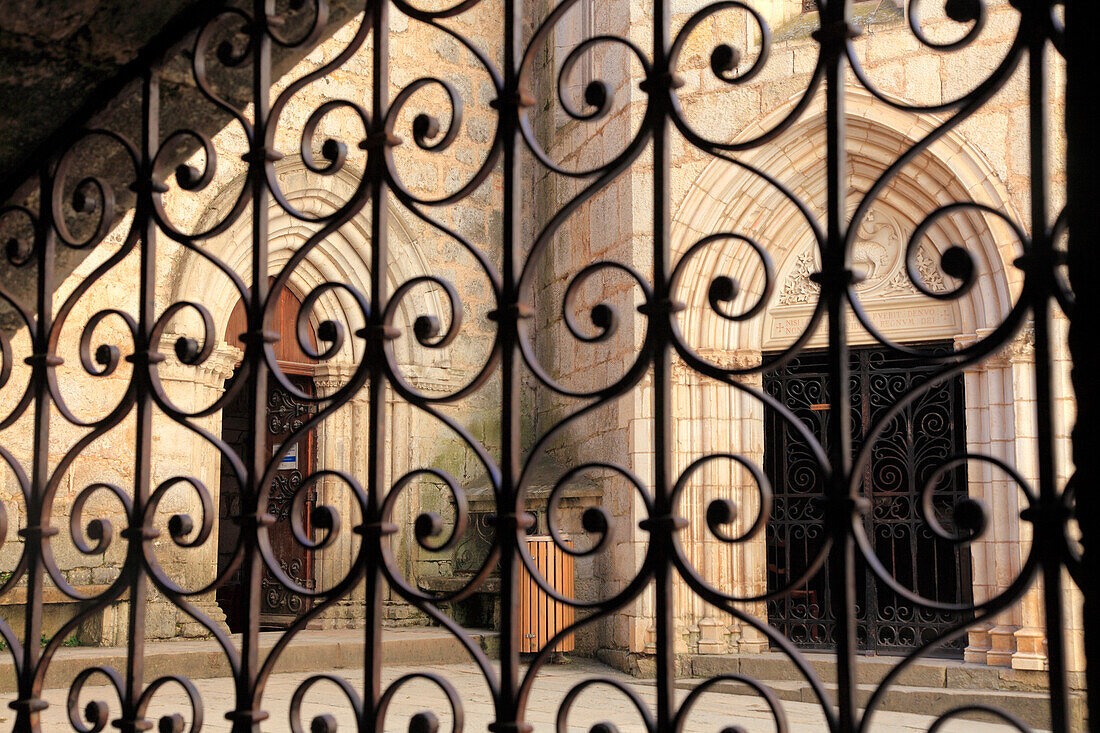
[0,0,1081,680]
[518,0,1079,672]
[0,7,506,643]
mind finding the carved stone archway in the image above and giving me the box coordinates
[663,90,1069,670]
[160,158,457,631]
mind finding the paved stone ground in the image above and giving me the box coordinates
[7,658,1033,732]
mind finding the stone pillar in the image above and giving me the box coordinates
[1049,313,1085,673]
[632,374,656,660]
[670,349,766,656]
[987,346,1024,667]
[960,343,993,664]
[150,338,239,638]
[1006,327,1050,671]
[955,325,1053,670]
[311,363,368,629]
[736,365,769,653]
[957,329,1025,666]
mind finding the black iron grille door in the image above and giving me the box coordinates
[765,345,972,655]
[0,0,1098,732]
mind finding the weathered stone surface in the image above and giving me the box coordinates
[0,0,1082,697]
[0,0,366,329]
[0,627,498,694]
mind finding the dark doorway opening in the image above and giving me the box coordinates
[763,343,973,656]
[216,283,319,632]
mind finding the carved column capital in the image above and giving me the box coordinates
[312,362,358,399]
[1007,323,1036,363]
[155,336,241,387]
[408,374,453,396]
[693,348,762,371]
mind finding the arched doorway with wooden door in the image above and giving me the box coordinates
[217,279,319,632]
[169,160,471,633]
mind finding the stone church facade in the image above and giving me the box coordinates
[0,0,1081,679]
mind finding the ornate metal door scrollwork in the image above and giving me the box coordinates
[268,388,315,436]
[261,384,317,623]
[766,345,971,655]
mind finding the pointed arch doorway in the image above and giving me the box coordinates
[216,281,319,632]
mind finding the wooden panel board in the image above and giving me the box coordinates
[519,536,575,653]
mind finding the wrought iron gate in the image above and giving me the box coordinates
[764,345,972,655]
[0,0,1097,732]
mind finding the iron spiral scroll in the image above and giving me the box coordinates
[0,0,1085,732]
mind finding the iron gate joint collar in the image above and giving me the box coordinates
[491,89,537,109]
[7,697,49,714]
[1020,499,1073,524]
[488,512,536,531]
[18,524,59,539]
[238,329,282,346]
[638,515,689,533]
[240,147,284,164]
[809,268,863,288]
[823,495,870,520]
[224,709,270,724]
[120,525,161,540]
[811,20,863,44]
[129,179,169,195]
[487,303,534,322]
[361,130,404,149]
[489,721,533,733]
[355,324,402,341]
[637,298,686,316]
[638,71,686,95]
[23,353,64,367]
[111,716,154,731]
[354,521,399,537]
[234,511,276,528]
[126,350,167,365]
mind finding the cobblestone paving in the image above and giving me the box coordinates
[19,658,1029,732]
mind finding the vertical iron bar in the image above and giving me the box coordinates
[117,68,160,733]
[860,352,878,655]
[818,0,857,729]
[1026,0,1068,730]
[231,2,273,730]
[364,0,390,725]
[11,164,56,733]
[493,0,525,725]
[1065,0,1100,726]
[651,0,677,725]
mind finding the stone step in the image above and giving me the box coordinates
[0,627,497,695]
[661,676,1085,731]
[688,650,1081,691]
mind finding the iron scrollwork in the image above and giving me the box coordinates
[0,0,1089,732]
[764,346,972,655]
[267,389,315,436]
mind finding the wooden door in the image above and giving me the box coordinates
[259,376,315,626]
[217,283,319,630]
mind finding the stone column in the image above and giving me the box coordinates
[149,338,239,638]
[736,364,769,653]
[957,330,1024,666]
[1007,327,1049,671]
[956,326,1049,669]
[961,346,994,663]
[986,346,1024,667]
[1049,313,1085,673]
[311,362,368,629]
[670,349,766,656]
